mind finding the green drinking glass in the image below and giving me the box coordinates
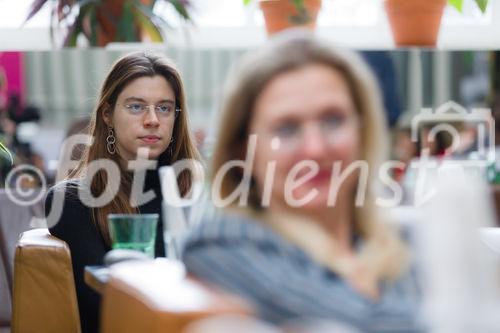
[107,214,159,258]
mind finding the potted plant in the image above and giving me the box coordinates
[385,0,489,47]
[244,0,322,35]
[24,0,193,47]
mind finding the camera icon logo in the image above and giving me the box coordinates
[410,100,495,167]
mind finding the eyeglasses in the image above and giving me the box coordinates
[265,113,360,150]
[123,102,181,116]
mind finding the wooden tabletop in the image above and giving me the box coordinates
[84,265,110,295]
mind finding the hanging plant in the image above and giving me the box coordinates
[24,0,193,47]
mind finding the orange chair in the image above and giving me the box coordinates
[11,228,81,333]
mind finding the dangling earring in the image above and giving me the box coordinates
[106,126,116,155]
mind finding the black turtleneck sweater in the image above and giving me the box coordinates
[45,169,165,333]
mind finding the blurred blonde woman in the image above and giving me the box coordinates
[182,32,421,332]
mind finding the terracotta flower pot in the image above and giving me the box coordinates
[259,0,322,35]
[384,0,446,47]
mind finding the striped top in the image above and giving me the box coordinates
[181,212,425,333]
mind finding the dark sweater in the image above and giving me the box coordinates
[45,169,165,333]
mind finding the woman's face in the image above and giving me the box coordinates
[104,75,177,160]
[249,64,361,211]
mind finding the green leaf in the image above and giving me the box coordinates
[168,0,191,21]
[292,0,305,10]
[475,0,488,13]
[64,22,80,46]
[89,5,98,45]
[116,1,138,42]
[132,4,164,42]
[134,1,170,28]
[0,141,13,165]
[449,0,488,13]
[24,0,49,25]
[243,0,252,5]
[448,0,463,12]
[63,0,97,48]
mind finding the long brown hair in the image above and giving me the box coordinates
[70,51,199,244]
[212,31,408,281]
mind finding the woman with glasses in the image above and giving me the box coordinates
[45,52,199,333]
[182,32,422,332]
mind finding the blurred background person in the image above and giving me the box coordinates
[0,93,46,188]
[182,32,422,332]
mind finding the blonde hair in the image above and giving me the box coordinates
[69,52,200,244]
[211,31,408,282]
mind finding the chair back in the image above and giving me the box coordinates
[12,228,81,333]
